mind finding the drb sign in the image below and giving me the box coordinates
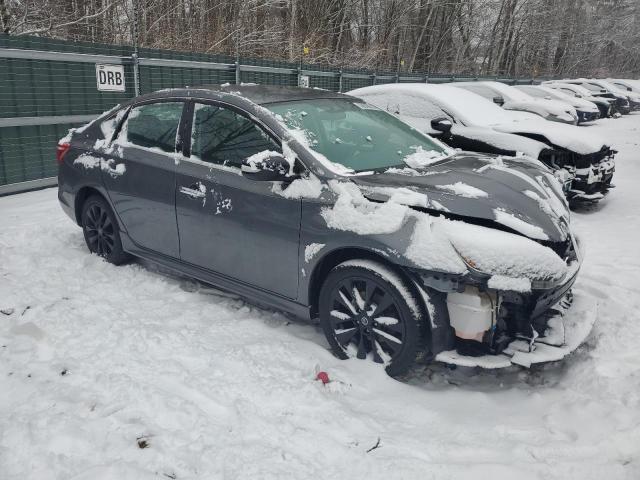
[95,64,125,92]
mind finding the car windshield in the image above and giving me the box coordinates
[266,99,450,172]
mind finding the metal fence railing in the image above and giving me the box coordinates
[0,35,544,194]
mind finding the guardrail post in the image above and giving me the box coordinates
[338,69,343,93]
[235,60,241,85]
[372,73,377,86]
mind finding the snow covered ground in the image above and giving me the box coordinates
[1,114,640,480]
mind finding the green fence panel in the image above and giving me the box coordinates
[0,122,82,185]
[240,70,298,87]
[139,65,235,94]
[0,34,551,190]
[0,58,135,118]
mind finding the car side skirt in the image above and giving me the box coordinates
[120,232,313,322]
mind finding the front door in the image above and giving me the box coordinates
[102,101,185,258]
[175,102,301,299]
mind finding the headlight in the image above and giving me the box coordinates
[454,245,563,290]
[456,249,489,277]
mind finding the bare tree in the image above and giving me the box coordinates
[3,0,639,76]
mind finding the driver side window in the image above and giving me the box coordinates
[190,103,279,168]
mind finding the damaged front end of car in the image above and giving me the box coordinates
[408,222,594,369]
[539,145,616,204]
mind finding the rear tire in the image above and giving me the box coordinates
[81,195,130,265]
[318,259,427,376]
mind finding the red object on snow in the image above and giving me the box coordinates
[316,371,330,384]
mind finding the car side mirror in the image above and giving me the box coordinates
[241,153,292,182]
[575,94,582,98]
[430,117,452,134]
[493,96,505,106]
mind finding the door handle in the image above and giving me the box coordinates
[179,183,206,199]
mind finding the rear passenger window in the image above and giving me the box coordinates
[122,102,183,153]
[191,103,278,168]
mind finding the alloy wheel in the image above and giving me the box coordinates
[84,204,116,257]
[327,276,406,364]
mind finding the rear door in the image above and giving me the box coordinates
[102,100,185,258]
[175,101,301,299]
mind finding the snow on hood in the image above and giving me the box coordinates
[452,125,549,159]
[493,118,608,155]
[320,178,570,285]
[350,152,570,243]
[503,99,576,121]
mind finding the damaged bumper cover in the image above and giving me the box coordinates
[415,231,590,369]
[540,146,616,202]
[435,289,596,368]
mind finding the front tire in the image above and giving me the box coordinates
[318,259,427,376]
[81,195,130,265]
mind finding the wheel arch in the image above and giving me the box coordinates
[307,246,422,320]
[74,186,108,226]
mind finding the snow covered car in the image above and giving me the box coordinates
[57,85,593,375]
[515,85,600,124]
[349,83,615,203]
[451,81,579,124]
[543,82,615,119]
[607,78,640,95]
[561,79,633,115]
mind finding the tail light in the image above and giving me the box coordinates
[56,143,71,164]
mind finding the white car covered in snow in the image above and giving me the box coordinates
[559,79,636,114]
[348,83,616,203]
[515,85,601,124]
[451,81,579,124]
[543,82,615,119]
[607,78,640,94]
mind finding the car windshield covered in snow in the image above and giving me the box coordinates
[266,99,450,172]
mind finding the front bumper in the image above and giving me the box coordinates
[571,158,616,201]
[436,289,596,368]
[577,110,600,123]
[422,232,585,368]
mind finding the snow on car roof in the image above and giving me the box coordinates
[454,81,534,103]
[349,83,607,155]
[544,82,593,97]
[349,83,518,127]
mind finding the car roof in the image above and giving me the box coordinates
[138,84,356,105]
